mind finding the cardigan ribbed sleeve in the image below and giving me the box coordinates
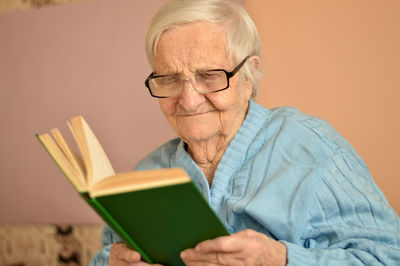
[281,149,400,265]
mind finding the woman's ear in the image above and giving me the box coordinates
[249,55,261,75]
[243,55,261,100]
[242,55,261,82]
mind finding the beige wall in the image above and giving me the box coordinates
[246,0,400,214]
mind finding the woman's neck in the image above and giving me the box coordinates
[186,133,232,186]
[185,101,251,185]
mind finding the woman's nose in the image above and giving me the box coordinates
[178,80,206,112]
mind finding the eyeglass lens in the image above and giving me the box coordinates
[149,70,228,97]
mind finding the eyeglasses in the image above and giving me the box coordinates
[144,56,250,98]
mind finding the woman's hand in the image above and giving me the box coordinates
[109,242,163,266]
[180,229,287,266]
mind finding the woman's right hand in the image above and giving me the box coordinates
[109,242,163,266]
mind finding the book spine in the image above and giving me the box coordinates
[80,192,111,222]
[90,197,153,264]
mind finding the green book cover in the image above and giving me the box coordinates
[80,191,153,263]
[91,181,229,265]
[36,115,229,266]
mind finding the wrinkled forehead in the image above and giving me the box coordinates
[153,22,233,73]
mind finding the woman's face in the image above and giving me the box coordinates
[153,22,253,143]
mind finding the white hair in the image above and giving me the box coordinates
[145,0,262,99]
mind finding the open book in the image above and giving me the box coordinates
[36,116,228,265]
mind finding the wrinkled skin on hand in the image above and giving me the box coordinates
[180,229,287,266]
[109,242,163,266]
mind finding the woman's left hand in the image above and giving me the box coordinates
[180,229,287,266]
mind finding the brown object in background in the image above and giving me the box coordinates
[0,224,102,265]
[0,0,88,13]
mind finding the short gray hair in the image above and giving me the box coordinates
[146,0,262,99]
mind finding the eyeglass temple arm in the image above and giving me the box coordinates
[229,56,250,77]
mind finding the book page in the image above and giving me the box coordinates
[51,128,86,181]
[90,168,191,197]
[70,116,115,187]
[37,133,87,191]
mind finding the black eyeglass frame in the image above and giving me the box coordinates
[144,56,250,98]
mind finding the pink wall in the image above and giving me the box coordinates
[0,0,244,224]
[0,0,174,224]
[246,0,400,214]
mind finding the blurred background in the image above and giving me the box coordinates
[0,0,399,265]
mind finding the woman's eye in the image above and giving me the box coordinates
[199,72,222,81]
[161,76,180,85]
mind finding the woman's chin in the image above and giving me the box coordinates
[179,127,219,143]
[174,117,220,142]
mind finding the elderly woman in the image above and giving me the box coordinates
[91,0,400,265]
